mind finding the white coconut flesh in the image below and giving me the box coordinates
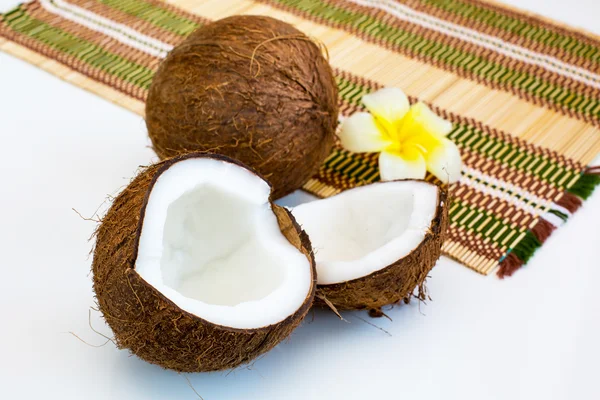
[134,158,312,329]
[291,181,440,285]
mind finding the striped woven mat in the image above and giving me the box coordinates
[2,0,599,277]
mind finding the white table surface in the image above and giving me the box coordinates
[1,0,599,399]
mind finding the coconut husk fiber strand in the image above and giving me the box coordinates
[2,0,600,277]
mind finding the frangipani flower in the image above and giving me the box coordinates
[339,88,462,183]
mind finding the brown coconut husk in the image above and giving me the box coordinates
[314,184,449,311]
[145,15,339,199]
[92,153,316,372]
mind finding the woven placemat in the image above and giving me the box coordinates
[2,0,599,277]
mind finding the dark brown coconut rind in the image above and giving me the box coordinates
[314,184,449,311]
[92,153,316,372]
[145,15,339,199]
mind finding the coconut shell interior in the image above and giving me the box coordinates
[92,153,316,372]
[314,185,449,311]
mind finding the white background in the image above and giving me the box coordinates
[1,0,599,399]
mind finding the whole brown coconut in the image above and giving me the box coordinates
[92,153,316,372]
[145,15,339,199]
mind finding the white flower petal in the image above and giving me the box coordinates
[406,102,453,137]
[379,149,426,181]
[362,87,410,125]
[338,112,391,152]
[426,138,462,183]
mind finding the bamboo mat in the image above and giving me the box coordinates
[2,0,599,277]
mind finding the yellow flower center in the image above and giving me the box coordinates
[373,111,442,158]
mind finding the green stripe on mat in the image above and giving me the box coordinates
[463,171,547,209]
[502,231,541,265]
[2,6,155,89]
[96,0,200,36]
[415,0,600,64]
[567,173,600,199]
[449,198,525,246]
[450,126,577,188]
[548,209,569,221]
[322,148,380,182]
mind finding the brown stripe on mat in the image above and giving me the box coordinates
[27,2,161,70]
[446,224,505,260]
[466,0,600,45]
[460,148,563,200]
[397,0,600,73]
[323,0,600,100]
[432,107,583,173]
[0,7,145,101]
[453,182,536,228]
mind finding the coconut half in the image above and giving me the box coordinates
[92,154,315,372]
[291,180,448,311]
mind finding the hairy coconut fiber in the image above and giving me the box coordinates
[316,185,449,311]
[145,15,339,199]
[92,153,316,372]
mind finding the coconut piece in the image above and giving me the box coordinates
[92,154,315,372]
[291,180,448,310]
[145,15,339,199]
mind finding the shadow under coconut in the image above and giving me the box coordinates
[101,309,353,397]
[106,301,429,399]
